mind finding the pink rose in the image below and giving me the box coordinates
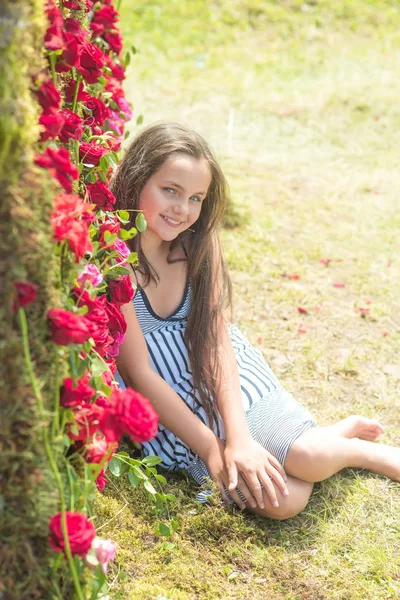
[77,264,103,287]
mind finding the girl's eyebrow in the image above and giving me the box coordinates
[164,180,206,196]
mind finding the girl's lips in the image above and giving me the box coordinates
[160,214,184,228]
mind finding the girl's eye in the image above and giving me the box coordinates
[190,195,201,203]
[163,187,176,194]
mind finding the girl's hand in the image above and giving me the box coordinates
[202,437,258,509]
[224,439,289,509]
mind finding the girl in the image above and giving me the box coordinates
[113,123,399,520]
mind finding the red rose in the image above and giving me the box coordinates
[92,5,119,26]
[39,111,65,142]
[79,142,108,167]
[48,511,95,557]
[85,434,116,463]
[90,22,105,37]
[13,281,38,311]
[35,147,78,193]
[60,373,95,408]
[48,308,97,345]
[106,59,125,82]
[105,77,124,101]
[87,181,116,210]
[51,194,93,261]
[68,401,105,441]
[37,80,61,113]
[77,41,105,84]
[64,79,86,103]
[99,387,158,443]
[82,95,110,126]
[51,194,93,237]
[96,468,107,492]
[104,31,123,55]
[55,32,80,73]
[74,290,108,324]
[108,275,134,307]
[63,0,82,8]
[98,218,120,245]
[104,299,127,338]
[64,17,87,43]
[102,358,117,387]
[59,109,84,143]
[44,0,64,51]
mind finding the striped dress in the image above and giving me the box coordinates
[115,282,316,499]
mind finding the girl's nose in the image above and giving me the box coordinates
[173,199,189,217]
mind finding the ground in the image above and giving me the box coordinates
[95,2,400,598]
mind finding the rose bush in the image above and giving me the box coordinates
[13,1,173,597]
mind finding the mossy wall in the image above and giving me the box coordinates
[0,1,63,597]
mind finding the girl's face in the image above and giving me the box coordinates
[138,153,212,245]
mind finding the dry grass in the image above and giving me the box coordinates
[97,2,400,598]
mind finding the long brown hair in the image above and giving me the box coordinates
[111,122,232,428]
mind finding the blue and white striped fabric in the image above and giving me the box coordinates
[115,282,316,501]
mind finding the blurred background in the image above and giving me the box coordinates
[117,0,400,426]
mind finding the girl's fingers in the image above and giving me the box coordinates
[226,461,238,491]
[236,474,257,509]
[218,483,232,506]
[242,473,265,509]
[264,464,289,497]
[269,455,287,482]
[257,471,279,508]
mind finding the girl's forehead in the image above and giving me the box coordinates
[157,154,212,188]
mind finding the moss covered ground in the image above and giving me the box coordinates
[96,2,400,598]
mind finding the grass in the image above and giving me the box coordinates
[96,1,400,597]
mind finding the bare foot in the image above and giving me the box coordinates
[328,415,384,442]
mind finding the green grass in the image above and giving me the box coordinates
[97,1,400,597]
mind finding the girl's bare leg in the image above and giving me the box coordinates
[247,476,313,521]
[285,425,400,483]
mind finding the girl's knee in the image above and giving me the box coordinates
[250,481,313,521]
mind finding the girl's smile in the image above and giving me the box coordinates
[138,153,212,247]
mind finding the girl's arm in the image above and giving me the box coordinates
[212,235,288,509]
[117,298,218,463]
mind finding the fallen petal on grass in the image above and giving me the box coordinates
[319,258,332,265]
[298,324,307,334]
[333,282,345,288]
[297,306,308,314]
[288,273,301,280]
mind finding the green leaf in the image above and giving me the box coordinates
[128,471,139,488]
[104,231,117,244]
[131,45,138,54]
[161,541,175,550]
[99,155,109,172]
[165,493,176,502]
[136,114,143,126]
[155,474,167,484]
[119,228,133,241]
[98,169,107,183]
[170,519,179,531]
[159,522,171,536]
[132,465,146,480]
[126,252,139,265]
[86,171,97,183]
[91,358,108,377]
[108,458,122,477]
[98,76,107,85]
[143,479,156,495]
[108,154,117,169]
[142,455,163,466]
[118,210,130,223]
[124,129,131,140]
[112,266,130,276]
[135,213,147,232]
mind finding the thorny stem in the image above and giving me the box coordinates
[72,72,82,114]
[18,308,85,600]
